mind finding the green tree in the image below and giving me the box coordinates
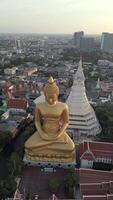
[26,192,31,200]
[95,103,113,142]
[48,179,59,194]
[64,169,79,198]
[64,169,79,187]
[8,152,24,176]
[0,175,16,199]
[0,131,12,151]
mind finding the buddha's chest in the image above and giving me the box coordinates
[39,104,63,117]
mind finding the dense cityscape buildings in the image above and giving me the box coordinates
[1,31,113,200]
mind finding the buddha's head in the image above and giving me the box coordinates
[43,77,59,105]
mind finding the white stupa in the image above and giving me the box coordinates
[96,78,101,90]
[66,59,101,142]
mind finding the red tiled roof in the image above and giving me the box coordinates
[81,183,102,190]
[79,141,113,160]
[82,189,107,196]
[80,182,111,196]
[107,194,113,200]
[81,153,94,161]
[109,181,113,187]
[83,195,113,200]
[77,168,113,184]
[77,169,113,199]
[14,90,25,97]
[7,98,27,110]
[4,80,12,88]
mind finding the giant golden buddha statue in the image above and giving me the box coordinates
[25,77,75,163]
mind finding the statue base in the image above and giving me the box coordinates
[23,154,76,169]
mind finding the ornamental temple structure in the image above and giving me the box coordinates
[66,59,101,142]
[24,77,76,167]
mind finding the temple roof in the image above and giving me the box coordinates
[79,141,113,160]
[77,168,113,200]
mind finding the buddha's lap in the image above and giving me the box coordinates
[25,131,74,151]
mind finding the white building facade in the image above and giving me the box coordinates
[4,67,16,75]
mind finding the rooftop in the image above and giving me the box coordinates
[79,141,113,160]
[77,168,113,200]
[7,98,27,110]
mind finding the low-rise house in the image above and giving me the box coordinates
[98,60,113,68]
[1,110,9,121]
[7,98,28,114]
[4,67,17,75]
[3,80,14,99]
[23,67,37,76]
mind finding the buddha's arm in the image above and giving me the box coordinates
[57,104,69,138]
[35,106,50,141]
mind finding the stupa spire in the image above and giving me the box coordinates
[66,59,101,142]
[73,57,85,86]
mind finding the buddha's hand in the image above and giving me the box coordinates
[39,130,58,141]
[42,133,58,141]
[39,130,50,141]
[42,131,58,141]
[48,134,59,141]
[57,123,68,139]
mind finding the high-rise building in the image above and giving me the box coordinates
[80,37,95,52]
[15,39,22,54]
[66,59,101,142]
[16,39,21,49]
[73,31,84,47]
[101,32,113,53]
[73,32,95,51]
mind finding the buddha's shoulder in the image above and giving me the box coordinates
[36,101,68,110]
[57,102,68,109]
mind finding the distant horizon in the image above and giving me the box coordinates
[0,0,113,34]
[0,32,102,36]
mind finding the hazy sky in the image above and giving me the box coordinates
[0,0,113,34]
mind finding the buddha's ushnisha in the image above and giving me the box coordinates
[25,77,75,163]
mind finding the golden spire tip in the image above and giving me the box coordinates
[48,76,54,84]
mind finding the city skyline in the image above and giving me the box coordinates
[0,0,113,34]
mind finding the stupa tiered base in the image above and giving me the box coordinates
[24,153,76,169]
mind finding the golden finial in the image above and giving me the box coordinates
[48,76,54,84]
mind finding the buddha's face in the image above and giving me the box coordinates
[45,93,58,105]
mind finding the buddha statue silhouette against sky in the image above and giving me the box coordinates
[25,77,75,163]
